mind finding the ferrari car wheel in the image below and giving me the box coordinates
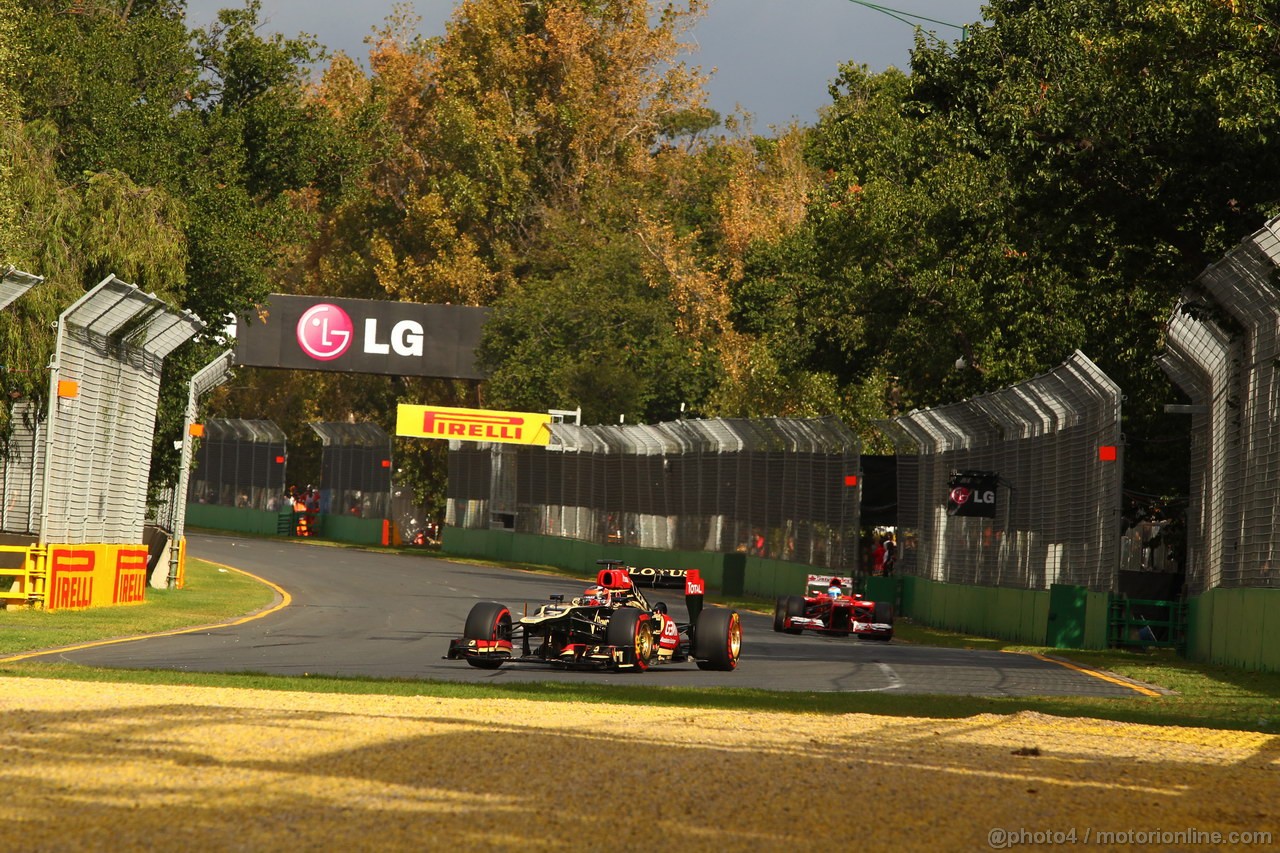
[772,597,787,632]
[783,596,806,634]
[605,608,654,671]
[463,601,511,669]
[694,608,742,671]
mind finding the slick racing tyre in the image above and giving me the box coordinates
[772,596,788,632]
[463,601,512,668]
[783,595,806,634]
[694,608,742,671]
[605,608,654,671]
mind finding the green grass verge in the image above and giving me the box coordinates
[2,557,1277,733]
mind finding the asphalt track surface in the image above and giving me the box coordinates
[35,534,1151,697]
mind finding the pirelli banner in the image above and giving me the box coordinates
[396,404,553,446]
[234,294,491,379]
[46,544,150,611]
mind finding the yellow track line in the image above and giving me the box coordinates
[0,560,291,664]
[1018,651,1162,697]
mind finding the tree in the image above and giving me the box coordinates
[0,0,24,259]
[738,1,1280,481]
[9,1,364,488]
[360,0,711,307]
[269,0,723,450]
[905,0,1280,489]
[479,215,719,424]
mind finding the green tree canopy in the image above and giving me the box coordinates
[733,0,1280,480]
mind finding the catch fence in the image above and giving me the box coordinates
[1,400,44,535]
[309,422,393,520]
[187,419,288,511]
[37,277,202,544]
[883,350,1123,593]
[447,417,862,570]
[1159,216,1280,592]
[1,272,198,549]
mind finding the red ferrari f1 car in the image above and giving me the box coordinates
[446,560,742,672]
[773,575,894,640]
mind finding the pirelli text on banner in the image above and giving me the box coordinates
[396,404,553,446]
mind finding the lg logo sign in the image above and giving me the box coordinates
[236,293,488,378]
[297,304,353,361]
[948,473,999,517]
[950,486,996,505]
[296,303,431,362]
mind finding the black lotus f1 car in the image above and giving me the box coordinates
[446,560,742,672]
[773,574,894,641]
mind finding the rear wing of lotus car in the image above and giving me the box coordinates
[623,565,692,589]
[684,569,705,625]
[596,558,706,619]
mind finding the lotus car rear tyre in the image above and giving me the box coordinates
[694,608,742,671]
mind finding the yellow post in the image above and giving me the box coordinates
[175,537,187,589]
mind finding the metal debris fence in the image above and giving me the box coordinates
[39,276,203,545]
[1159,216,1280,592]
[0,266,45,533]
[187,419,288,511]
[0,266,42,310]
[309,422,393,520]
[883,351,1123,593]
[447,417,862,570]
[1,400,44,535]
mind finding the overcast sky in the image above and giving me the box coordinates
[184,1,988,130]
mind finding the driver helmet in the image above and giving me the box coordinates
[828,577,843,596]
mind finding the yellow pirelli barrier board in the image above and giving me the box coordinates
[46,544,149,611]
[396,404,553,446]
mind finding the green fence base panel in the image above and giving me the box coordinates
[187,504,387,547]
[186,504,285,537]
[1083,590,1110,650]
[891,575,1053,647]
[863,577,901,612]
[1186,587,1280,673]
[1046,584,1088,648]
[320,514,387,547]
[442,528,730,590]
